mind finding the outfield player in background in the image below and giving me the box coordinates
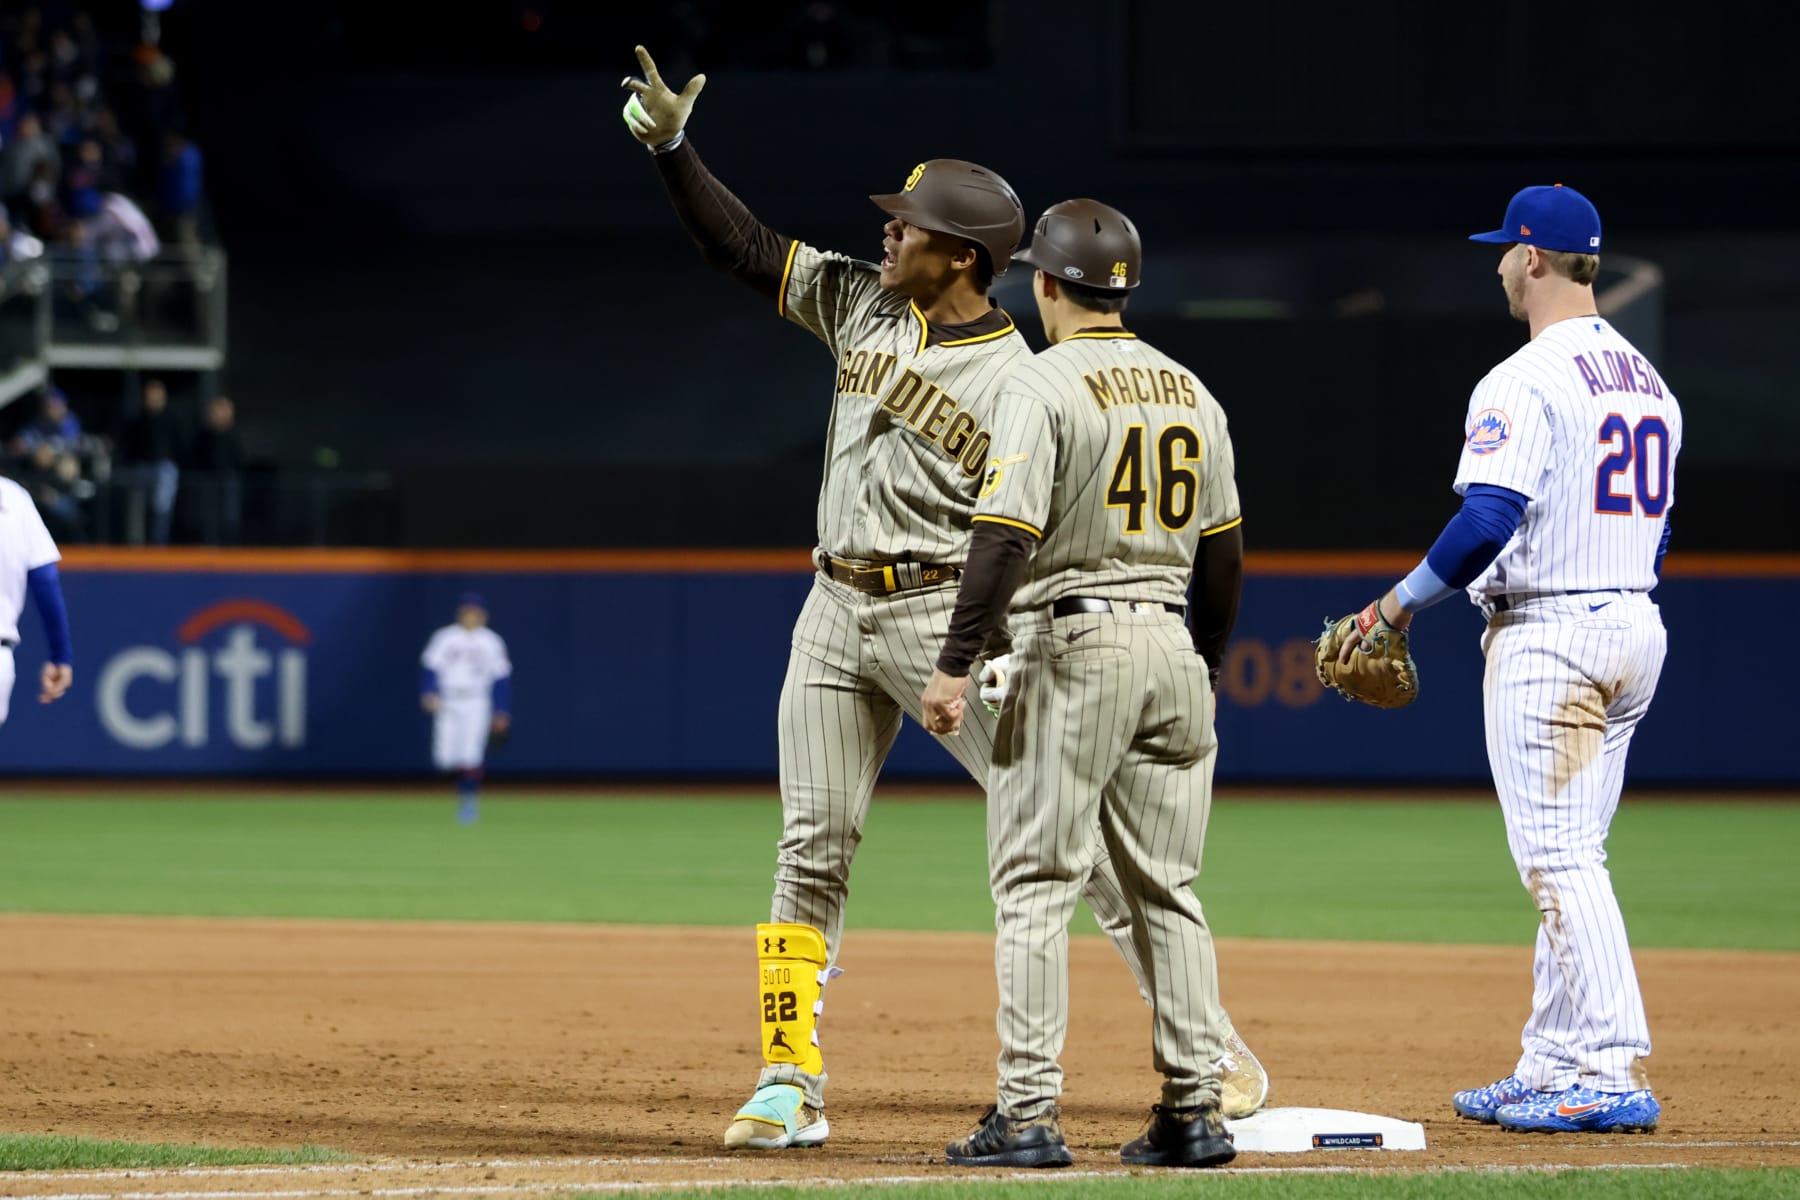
[0,474,74,726]
[620,46,1268,1151]
[420,594,512,825]
[924,199,1243,1169]
[1329,185,1678,1134]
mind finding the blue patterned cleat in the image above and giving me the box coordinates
[1496,1084,1660,1134]
[1452,1074,1541,1124]
[723,1083,829,1150]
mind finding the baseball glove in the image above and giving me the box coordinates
[487,723,511,753]
[1314,604,1419,709]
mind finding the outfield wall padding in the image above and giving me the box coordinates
[0,553,1785,783]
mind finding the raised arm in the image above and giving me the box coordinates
[623,45,793,299]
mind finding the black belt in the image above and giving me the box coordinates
[1052,596,1187,619]
[0,638,15,649]
[822,555,959,595]
[1490,589,1630,613]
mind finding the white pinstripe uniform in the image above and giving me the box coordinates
[421,624,511,771]
[0,476,61,726]
[763,244,1239,1111]
[1455,315,1681,1093]
[972,331,1241,1116]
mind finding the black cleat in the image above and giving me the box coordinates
[1120,1102,1237,1168]
[946,1105,1074,1168]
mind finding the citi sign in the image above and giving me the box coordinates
[97,599,308,750]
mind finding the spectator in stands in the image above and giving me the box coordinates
[47,27,87,89]
[156,132,201,246]
[0,112,60,209]
[10,387,82,456]
[191,395,242,545]
[20,158,61,235]
[14,441,84,544]
[119,377,179,545]
[91,105,135,192]
[62,137,103,217]
[0,71,19,141]
[0,201,45,265]
[83,189,159,266]
[41,80,81,144]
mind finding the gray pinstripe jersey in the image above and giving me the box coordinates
[780,242,1028,562]
[971,331,1240,608]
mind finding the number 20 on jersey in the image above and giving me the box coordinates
[1595,414,1670,516]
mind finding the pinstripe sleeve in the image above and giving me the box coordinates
[1453,371,1555,500]
[1196,420,1242,536]
[781,242,885,358]
[972,374,1056,539]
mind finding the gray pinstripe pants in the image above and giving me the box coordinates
[759,574,1152,1108]
[989,606,1226,1118]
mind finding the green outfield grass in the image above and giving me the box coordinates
[0,1132,346,1170]
[649,1170,1800,1200]
[0,792,1794,950]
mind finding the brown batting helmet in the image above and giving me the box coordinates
[870,159,1025,277]
[1012,198,1142,290]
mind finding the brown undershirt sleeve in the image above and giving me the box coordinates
[649,139,793,300]
[1189,523,1244,689]
[936,522,1038,676]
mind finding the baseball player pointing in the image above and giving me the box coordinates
[0,476,74,726]
[925,199,1243,1169]
[621,48,1267,1150]
[1324,185,1678,1134]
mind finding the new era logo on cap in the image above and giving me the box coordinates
[1472,184,1601,253]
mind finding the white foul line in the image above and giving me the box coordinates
[3,1160,736,1184]
[0,1161,1740,1200]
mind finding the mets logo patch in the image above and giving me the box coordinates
[1466,408,1511,455]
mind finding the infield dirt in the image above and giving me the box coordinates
[0,915,1795,1194]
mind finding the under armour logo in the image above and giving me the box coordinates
[769,1029,794,1053]
[763,936,787,954]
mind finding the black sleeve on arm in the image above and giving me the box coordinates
[1188,523,1243,686]
[649,139,794,299]
[936,522,1038,676]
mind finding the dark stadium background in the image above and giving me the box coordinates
[97,0,1796,551]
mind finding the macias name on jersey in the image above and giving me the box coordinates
[1574,349,1666,400]
[1082,367,1200,414]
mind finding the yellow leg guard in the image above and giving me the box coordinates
[755,923,828,1076]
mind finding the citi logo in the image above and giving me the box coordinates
[97,599,309,751]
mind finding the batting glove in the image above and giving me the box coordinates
[977,653,1014,716]
[621,44,706,148]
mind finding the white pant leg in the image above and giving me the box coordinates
[1483,596,1664,1092]
[433,697,490,771]
[0,647,14,726]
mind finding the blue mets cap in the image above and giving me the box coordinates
[1469,184,1601,253]
[458,592,486,611]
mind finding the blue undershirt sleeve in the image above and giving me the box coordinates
[421,667,439,695]
[491,676,512,714]
[1393,485,1528,612]
[25,564,72,664]
[1655,516,1672,577]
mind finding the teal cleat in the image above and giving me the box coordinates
[722,1083,829,1150]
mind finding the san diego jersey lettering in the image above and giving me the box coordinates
[780,242,1022,562]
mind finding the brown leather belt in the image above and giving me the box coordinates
[822,555,960,595]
